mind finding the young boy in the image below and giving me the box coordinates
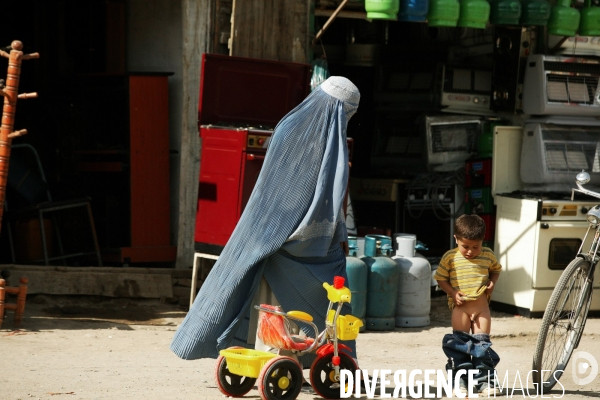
[434,214,502,396]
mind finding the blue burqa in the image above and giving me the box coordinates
[170,77,360,365]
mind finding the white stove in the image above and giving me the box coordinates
[491,126,600,317]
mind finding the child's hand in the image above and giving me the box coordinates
[453,290,466,306]
[486,280,495,295]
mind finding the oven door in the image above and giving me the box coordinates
[533,221,594,289]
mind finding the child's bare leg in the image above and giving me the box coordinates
[451,306,473,333]
[471,299,491,334]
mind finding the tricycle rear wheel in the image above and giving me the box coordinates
[214,351,257,397]
[258,356,303,400]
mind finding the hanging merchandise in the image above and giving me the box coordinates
[457,0,491,28]
[520,0,551,25]
[579,0,600,36]
[399,0,430,21]
[361,235,399,331]
[310,58,330,92]
[488,0,522,25]
[365,0,400,19]
[548,0,580,37]
[427,0,461,26]
[346,236,368,332]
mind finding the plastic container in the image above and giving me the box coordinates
[333,313,363,340]
[356,237,366,258]
[362,235,399,331]
[346,237,368,332]
[489,0,522,25]
[548,0,580,36]
[579,0,600,36]
[393,233,417,257]
[427,0,461,26]
[520,0,551,25]
[366,0,400,19]
[219,348,277,378]
[399,0,429,21]
[458,0,491,29]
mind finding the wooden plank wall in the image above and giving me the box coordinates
[230,0,310,63]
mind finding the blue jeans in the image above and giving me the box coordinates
[442,330,500,389]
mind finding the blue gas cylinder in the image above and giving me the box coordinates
[399,0,429,21]
[362,235,399,331]
[346,236,368,332]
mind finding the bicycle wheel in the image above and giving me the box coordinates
[532,257,594,392]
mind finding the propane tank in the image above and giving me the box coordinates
[392,234,431,327]
[346,236,368,332]
[362,235,399,331]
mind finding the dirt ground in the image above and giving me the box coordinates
[2,293,599,400]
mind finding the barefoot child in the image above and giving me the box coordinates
[434,214,502,396]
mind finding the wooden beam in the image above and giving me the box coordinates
[176,0,213,269]
[314,8,367,19]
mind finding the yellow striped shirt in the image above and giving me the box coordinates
[433,247,501,309]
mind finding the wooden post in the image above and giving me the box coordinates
[0,40,39,233]
[0,277,28,329]
[0,279,5,328]
[176,0,212,269]
[14,277,28,327]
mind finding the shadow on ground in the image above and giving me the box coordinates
[1,294,187,332]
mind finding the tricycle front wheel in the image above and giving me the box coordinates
[214,352,257,397]
[310,352,358,399]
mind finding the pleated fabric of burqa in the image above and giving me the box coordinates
[170,77,360,366]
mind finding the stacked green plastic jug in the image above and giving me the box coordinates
[520,0,551,25]
[458,0,491,28]
[488,0,522,24]
[365,0,400,19]
[580,0,600,36]
[428,0,461,26]
[548,0,580,36]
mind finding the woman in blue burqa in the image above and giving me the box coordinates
[170,76,360,368]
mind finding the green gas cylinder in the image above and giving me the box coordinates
[362,235,399,331]
[346,236,368,332]
[427,0,461,27]
[458,0,491,29]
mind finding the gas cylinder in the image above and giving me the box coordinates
[392,235,431,328]
[346,236,368,332]
[362,235,399,331]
